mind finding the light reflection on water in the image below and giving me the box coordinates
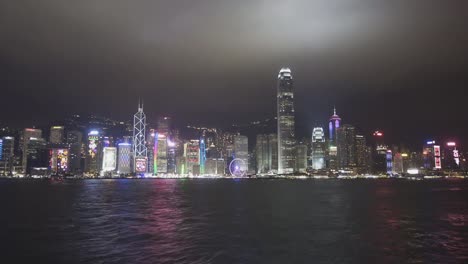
[0,179,467,263]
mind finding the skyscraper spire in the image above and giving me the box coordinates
[334,106,337,115]
[138,98,143,111]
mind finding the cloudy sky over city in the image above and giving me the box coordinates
[2,0,468,142]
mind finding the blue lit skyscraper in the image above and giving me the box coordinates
[200,137,206,175]
[328,108,341,170]
[329,107,341,143]
[386,150,393,174]
[277,68,295,174]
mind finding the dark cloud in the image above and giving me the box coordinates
[1,0,468,145]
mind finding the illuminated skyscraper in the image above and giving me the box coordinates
[85,130,102,174]
[295,144,308,173]
[49,126,65,144]
[156,134,168,174]
[386,150,393,174]
[26,137,48,175]
[355,134,369,173]
[102,147,117,173]
[372,130,388,174]
[337,124,356,169]
[152,117,172,175]
[269,134,278,173]
[147,129,156,174]
[328,108,341,170]
[184,140,200,175]
[277,68,295,174]
[1,136,14,175]
[234,135,249,172]
[117,143,132,174]
[50,148,69,175]
[311,127,326,170]
[133,101,147,173]
[157,116,171,135]
[444,141,459,170]
[20,128,43,173]
[67,130,83,174]
[200,137,206,174]
[393,153,404,174]
[329,107,341,144]
[167,137,176,174]
[256,134,269,173]
[423,140,436,169]
[255,134,278,174]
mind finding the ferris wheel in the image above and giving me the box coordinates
[229,158,246,177]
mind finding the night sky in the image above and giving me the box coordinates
[2,1,468,145]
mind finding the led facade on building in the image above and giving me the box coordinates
[200,137,206,175]
[50,148,69,174]
[102,147,117,172]
[117,143,131,174]
[386,150,393,174]
[434,145,442,169]
[311,127,326,170]
[1,136,14,175]
[184,140,200,174]
[329,107,341,143]
[147,129,156,173]
[157,134,168,174]
[328,108,341,170]
[86,130,101,174]
[135,157,147,173]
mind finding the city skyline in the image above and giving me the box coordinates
[1,78,466,178]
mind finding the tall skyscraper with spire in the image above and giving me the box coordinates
[328,107,341,170]
[133,100,147,173]
[329,107,341,144]
[277,68,296,174]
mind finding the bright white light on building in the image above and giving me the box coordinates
[167,140,175,147]
[407,169,419,175]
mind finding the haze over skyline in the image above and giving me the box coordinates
[2,0,468,145]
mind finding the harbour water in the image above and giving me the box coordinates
[1,179,467,263]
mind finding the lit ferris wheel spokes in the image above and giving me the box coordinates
[229,158,246,177]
